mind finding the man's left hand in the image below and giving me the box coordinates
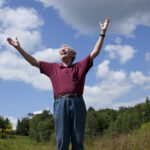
[99,18,110,34]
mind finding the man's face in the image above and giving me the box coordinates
[59,47,75,61]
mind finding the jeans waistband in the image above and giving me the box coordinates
[54,93,82,100]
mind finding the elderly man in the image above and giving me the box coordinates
[7,18,110,150]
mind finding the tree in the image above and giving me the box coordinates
[142,97,150,123]
[85,108,99,137]
[97,109,118,135]
[37,118,54,142]
[0,116,5,129]
[0,116,12,139]
[16,118,30,136]
[29,110,54,142]
[107,108,141,136]
[4,123,13,139]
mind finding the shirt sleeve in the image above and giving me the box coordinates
[39,61,55,77]
[78,54,93,74]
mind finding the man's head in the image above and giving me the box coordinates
[59,44,76,63]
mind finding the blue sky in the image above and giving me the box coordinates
[0,0,150,129]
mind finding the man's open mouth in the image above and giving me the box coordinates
[61,52,67,55]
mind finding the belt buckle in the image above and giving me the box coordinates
[66,93,70,97]
[62,94,69,98]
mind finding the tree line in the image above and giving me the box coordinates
[0,97,150,141]
[85,97,150,137]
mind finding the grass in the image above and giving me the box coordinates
[0,124,150,150]
[0,136,57,150]
[84,123,150,150]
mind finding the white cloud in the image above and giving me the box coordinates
[115,37,122,45]
[33,110,43,115]
[96,60,126,81]
[84,61,150,109]
[145,52,150,62]
[0,49,60,91]
[0,2,62,91]
[111,96,148,110]
[35,0,150,36]
[33,48,59,62]
[0,0,5,7]
[33,108,51,115]
[104,44,136,63]
[0,6,43,51]
[130,71,150,89]
[0,7,42,29]
[8,117,18,130]
[89,66,150,109]
[84,60,132,109]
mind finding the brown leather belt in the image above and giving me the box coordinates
[54,93,82,100]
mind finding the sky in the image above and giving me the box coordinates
[0,0,150,129]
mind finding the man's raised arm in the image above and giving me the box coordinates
[90,18,110,61]
[7,37,40,68]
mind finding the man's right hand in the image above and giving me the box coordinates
[6,37,40,68]
[7,37,20,48]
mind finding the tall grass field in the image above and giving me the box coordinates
[0,123,150,150]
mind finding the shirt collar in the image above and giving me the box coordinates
[59,63,75,69]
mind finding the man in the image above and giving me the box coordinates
[7,18,110,150]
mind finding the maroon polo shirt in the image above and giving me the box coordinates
[39,55,93,97]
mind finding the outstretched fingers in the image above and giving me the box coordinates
[105,18,110,27]
[7,37,13,44]
[16,37,18,42]
[99,17,110,31]
[7,37,19,47]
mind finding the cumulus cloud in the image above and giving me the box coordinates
[130,71,150,89]
[35,0,150,36]
[84,60,132,109]
[33,48,59,62]
[145,52,150,62]
[0,6,43,51]
[0,4,61,91]
[104,44,136,64]
[0,49,60,91]
[85,62,150,109]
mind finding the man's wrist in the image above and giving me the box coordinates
[101,30,106,35]
[15,45,21,50]
[100,34,105,37]
[100,30,106,38]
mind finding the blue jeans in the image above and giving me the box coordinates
[53,96,87,150]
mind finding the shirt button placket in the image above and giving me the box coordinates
[65,68,68,73]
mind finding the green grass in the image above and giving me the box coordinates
[0,136,57,150]
[1,124,150,150]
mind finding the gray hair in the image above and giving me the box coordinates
[61,44,76,55]
[60,44,76,62]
